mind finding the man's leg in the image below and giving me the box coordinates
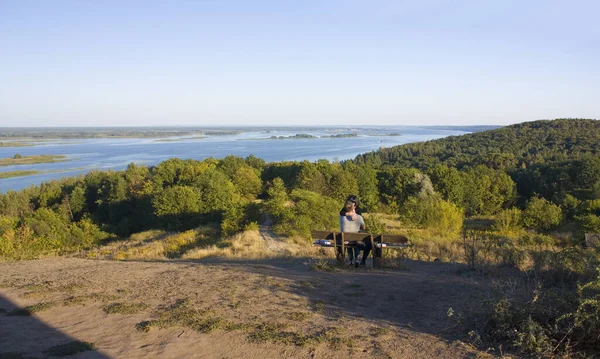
[360,240,371,265]
[347,247,354,264]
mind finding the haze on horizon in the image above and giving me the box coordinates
[1,1,599,128]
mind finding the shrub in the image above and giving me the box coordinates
[270,189,338,238]
[402,196,463,237]
[522,197,562,231]
[363,214,386,234]
[492,208,522,233]
[576,214,600,234]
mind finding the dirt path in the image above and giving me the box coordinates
[258,216,286,253]
[0,257,501,358]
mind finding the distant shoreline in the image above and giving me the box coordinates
[0,155,69,166]
[0,125,499,140]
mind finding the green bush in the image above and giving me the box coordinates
[492,208,522,233]
[269,189,339,238]
[363,214,386,234]
[402,196,463,236]
[522,197,562,231]
[462,249,600,356]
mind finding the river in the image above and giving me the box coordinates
[0,126,469,192]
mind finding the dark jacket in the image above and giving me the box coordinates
[339,207,362,216]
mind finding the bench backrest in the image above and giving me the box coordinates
[311,230,409,244]
[373,234,409,244]
[311,230,336,240]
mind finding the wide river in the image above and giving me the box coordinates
[0,126,469,192]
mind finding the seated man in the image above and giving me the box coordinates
[339,195,366,267]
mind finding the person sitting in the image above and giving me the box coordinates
[339,195,365,267]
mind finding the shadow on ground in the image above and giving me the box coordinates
[157,256,487,341]
[0,295,110,359]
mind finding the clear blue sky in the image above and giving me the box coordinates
[1,0,598,127]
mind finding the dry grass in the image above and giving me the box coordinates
[86,227,217,260]
[102,302,149,315]
[182,230,327,260]
[182,230,268,259]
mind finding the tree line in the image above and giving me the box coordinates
[1,119,600,259]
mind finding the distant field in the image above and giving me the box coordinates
[0,155,68,166]
[0,128,242,139]
[0,170,41,179]
[0,142,35,147]
[153,136,207,142]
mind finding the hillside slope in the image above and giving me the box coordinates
[355,119,600,170]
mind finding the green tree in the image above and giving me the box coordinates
[273,189,339,238]
[522,197,563,231]
[152,185,202,230]
[427,164,465,206]
[402,196,463,236]
[342,162,379,211]
[232,166,263,200]
[377,167,434,207]
[69,187,86,219]
[195,168,242,215]
[264,177,289,222]
[218,155,246,179]
[462,166,516,216]
[245,154,266,171]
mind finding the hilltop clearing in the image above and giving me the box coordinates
[0,257,502,359]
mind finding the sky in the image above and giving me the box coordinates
[0,0,599,127]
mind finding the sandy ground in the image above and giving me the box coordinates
[0,257,500,359]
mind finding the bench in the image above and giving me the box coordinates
[311,230,410,268]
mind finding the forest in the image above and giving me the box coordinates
[1,118,600,356]
[1,119,599,258]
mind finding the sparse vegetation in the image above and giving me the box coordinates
[0,170,41,179]
[135,299,227,334]
[102,302,149,315]
[8,301,58,316]
[0,155,67,166]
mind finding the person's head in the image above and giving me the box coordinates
[344,194,358,211]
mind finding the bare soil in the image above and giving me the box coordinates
[0,257,504,358]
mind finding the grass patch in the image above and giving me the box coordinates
[0,155,67,166]
[286,311,312,321]
[247,323,349,348]
[62,296,88,306]
[45,341,95,357]
[135,298,225,333]
[370,327,392,337]
[7,301,57,316]
[310,259,339,272]
[182,230,269,260]
[102,302,149,315]
[115,227,217,260]
[87,293,119,302]
[312,299,326,313]
[0,141,34,147]
[0,170,40,179]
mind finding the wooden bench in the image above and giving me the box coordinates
[311,230,410,268]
